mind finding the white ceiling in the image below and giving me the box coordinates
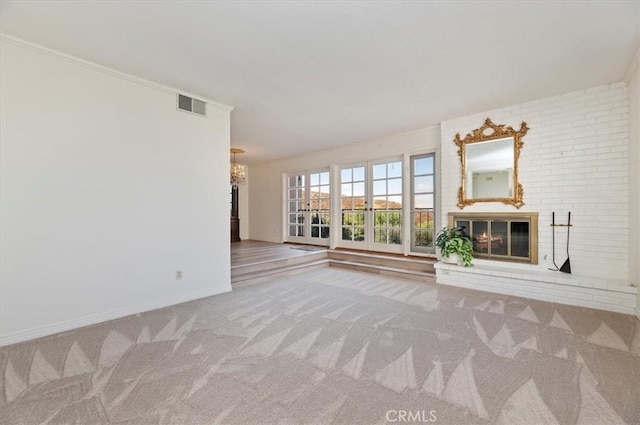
[1,1,638,164]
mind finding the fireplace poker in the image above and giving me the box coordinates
[560,212,572,274]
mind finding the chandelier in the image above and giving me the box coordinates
[230,148,246,187]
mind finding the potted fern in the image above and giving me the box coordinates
[435,226,474,267]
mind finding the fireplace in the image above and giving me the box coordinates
[448,212,538,264]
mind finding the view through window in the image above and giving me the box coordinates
[411,154,436,254]
[286,154,436,255]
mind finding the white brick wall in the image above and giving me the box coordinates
[435,262,637,315]
[441,83,630,281]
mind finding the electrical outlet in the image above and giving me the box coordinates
[176,270,182,280]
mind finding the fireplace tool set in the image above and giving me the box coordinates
[549,212,572,274]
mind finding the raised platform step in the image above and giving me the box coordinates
[231,246,437,286]
[328,250,435,273]
[329,260,436,284]
[232,259,329,287]
[231,250,328,278]
[435,261,638,315]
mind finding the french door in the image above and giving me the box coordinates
[339,165,366,247]
[339,159,403,253]
[286,170,331,246]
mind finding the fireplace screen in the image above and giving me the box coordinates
[449,213,538,264]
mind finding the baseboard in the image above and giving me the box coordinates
[0,285,231,347]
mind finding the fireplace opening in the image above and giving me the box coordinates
[448,212,538,264]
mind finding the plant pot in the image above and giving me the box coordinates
[442,252,462,265]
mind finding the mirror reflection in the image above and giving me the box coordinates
[454,118,528,209]
[466,137,514,198]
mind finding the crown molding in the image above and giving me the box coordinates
[624,45,640,84]
[0,32,234,112]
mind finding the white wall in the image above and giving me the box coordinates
[0,36,232,345]
[248,127,440,243]
[627,51,639,314]
[441,83,629,281]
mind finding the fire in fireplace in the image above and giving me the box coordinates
[448,212,538,264]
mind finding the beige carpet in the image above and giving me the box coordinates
[1,267,639,424]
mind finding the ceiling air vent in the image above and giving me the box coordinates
[177,94,206,117]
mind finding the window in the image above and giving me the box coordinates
[286,170,331,245]
[309,171,330,239]
[283,154,438,255]
[372,161,403,245]
[411,154,436,254]
[338,160,404,253]
[287,174,306,238]
[340,166,366,242]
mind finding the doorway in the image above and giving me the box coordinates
[285,170,331,246]
[339,159,403,254]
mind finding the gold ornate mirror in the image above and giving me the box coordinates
[454,118,529,209]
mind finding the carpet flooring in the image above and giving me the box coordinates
[1,267,639,424]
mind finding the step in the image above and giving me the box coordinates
[232,259,330,287]
[328,250,436,273]
[231,247,437,287]
[329,260,436,284]
[232,250,328,278]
